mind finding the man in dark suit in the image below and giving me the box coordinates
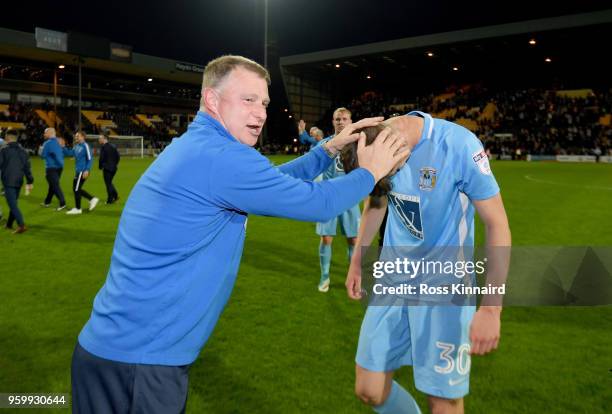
[0,131,34,234]
[98,133,120,204]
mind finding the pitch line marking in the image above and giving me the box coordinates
[524,175,612,191]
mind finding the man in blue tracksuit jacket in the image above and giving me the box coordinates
[71,55,408,414]
[40,127,66,210]
[63,131,99,215]
[298,119,324,150]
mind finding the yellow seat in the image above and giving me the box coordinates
[455,118,479,132]
[0,121,26,129]
[82,110,117,129]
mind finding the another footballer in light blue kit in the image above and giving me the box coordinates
[314,107,362,292]
[344,112,511,414]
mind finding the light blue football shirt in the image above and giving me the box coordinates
[317,135,346,180]
[384,111,500,250]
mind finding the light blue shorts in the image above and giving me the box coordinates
[356,305,476,399]
[316,204,361,237]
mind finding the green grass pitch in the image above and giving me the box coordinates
[1,156,611,413]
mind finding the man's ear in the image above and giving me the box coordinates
[202,88,219,114]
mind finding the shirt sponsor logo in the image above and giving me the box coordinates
[472,149,491,175]
[419,167,437,191]
[388,192,424,240]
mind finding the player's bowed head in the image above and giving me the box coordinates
[342,124,411,207]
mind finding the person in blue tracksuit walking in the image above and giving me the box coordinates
[63,131,99,215]
[40,127,66,210]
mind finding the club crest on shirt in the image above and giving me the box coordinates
[388,192,424,240]
[472,149,491,175]
[418,167,437,191]
[335,156,345,173]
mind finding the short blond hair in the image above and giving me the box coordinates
[203,55,270,90]
[333,107,352,119]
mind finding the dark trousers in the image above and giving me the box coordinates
[71,343,190,414]
[103,169,118,203]
[73,172,93,210]
[4,185,24,227]
[44,167,66,206]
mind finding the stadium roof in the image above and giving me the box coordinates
[279,9,612,126]
[0,27,202,85]
[280,9,612,83]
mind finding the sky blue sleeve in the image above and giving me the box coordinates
[276,145,333,181]
[63,147,75,157]
[299,131,317,146]
[210,146,374,222]
[458,133,500,200]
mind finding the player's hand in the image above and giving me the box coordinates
[469,306,501,355]
[58,137,66,147]
[25,184,33,195]
[325,116,384,154]
[357,128,411,183]
[298,119,306,134]
[345,259,363,300]
[83,171,90,179]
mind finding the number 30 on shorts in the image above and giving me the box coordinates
[433,341,471,375]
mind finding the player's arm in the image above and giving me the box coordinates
[469,193,511,355]
[346,196,388,300]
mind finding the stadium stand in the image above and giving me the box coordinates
[335,85,612,158]
[0,102,189,153]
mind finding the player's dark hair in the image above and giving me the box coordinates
[341,124,392,208]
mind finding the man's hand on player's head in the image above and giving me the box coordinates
[325,116,384,154]
[357,127,411,183]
